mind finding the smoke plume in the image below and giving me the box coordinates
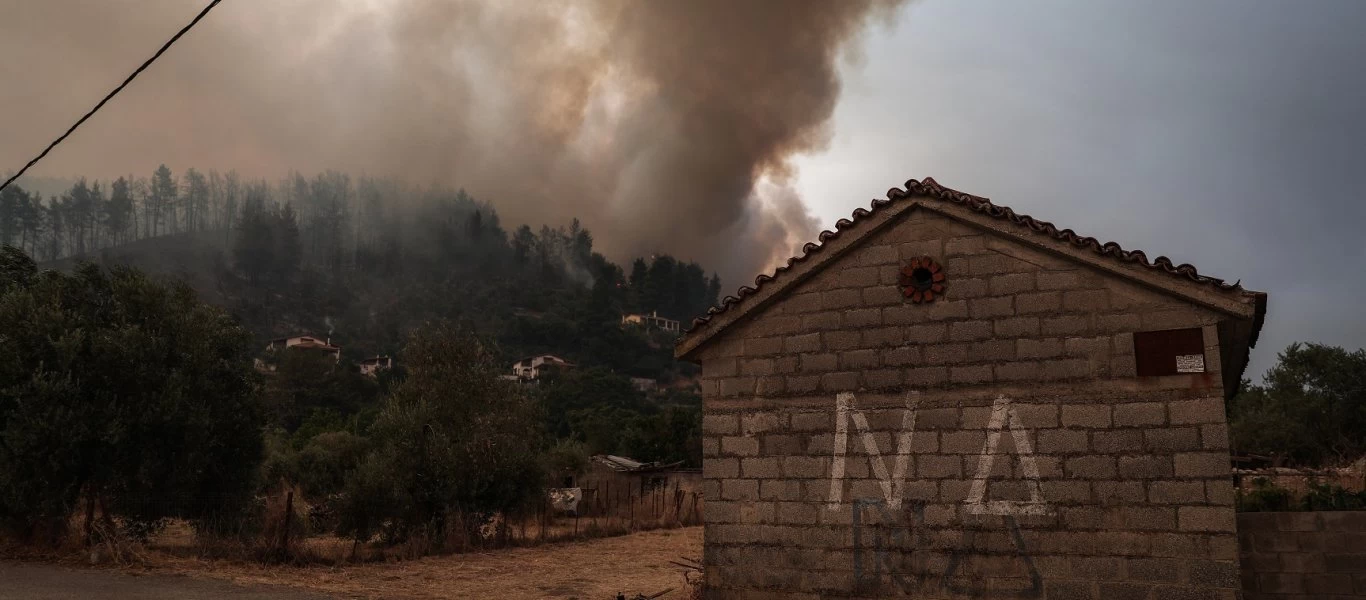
[0,0,907,287]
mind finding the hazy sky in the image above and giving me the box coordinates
[3,1,1362,379]
[793,0,1366,380]
[0,0,907,290]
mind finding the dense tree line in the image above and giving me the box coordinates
[0,166,244,260]
[1228,342,1366,468]
[1,167,718,361]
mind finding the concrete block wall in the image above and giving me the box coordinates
[1239,512,1366,598]
[694,208,1244,598]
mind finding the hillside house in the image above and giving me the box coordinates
[676,177,1266,598]
[511,354,575,381]
[264,335,341,362]
[358,355,393,377]
[630,377,659,393]
[622,310,681,333]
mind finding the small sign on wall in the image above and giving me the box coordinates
[1175,354,1206,373]
[1134,327,1207,376]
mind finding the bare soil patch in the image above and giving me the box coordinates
[141,526,702,599]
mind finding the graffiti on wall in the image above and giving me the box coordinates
[830,392,1047,597]
[827,391,919,511]
[964,396,1051,517]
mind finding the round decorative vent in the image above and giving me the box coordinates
[899,256,946,303]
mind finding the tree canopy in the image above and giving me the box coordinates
[0,246,264,540]
[1228,342,1366,467]
[336,323,545,545]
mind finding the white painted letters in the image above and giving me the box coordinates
[826,392,1052,517]
[826,391,918,510]
[963,395,1052,516]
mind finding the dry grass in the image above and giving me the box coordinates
[137,526,702,599]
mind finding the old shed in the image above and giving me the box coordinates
[675,177,1266,599]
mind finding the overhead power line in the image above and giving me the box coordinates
[0,0,224,195]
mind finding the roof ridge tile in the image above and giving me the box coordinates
[679,177,1250,339]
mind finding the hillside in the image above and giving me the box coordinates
[19,171,720,379]
[11,169,716,468]
[44,230,234,304]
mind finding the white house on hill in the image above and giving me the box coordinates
[265,335,341,362]
[358,355,393,377]
[511,354,575,381]
[620,311,680,333]
[630,377,658,393]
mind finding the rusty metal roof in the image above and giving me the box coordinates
[592,454,686,473]
[680,177,1263,339]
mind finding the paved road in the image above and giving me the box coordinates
[0,562,334,600]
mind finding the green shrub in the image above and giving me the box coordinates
[1301,481,1366,511]
[335,323,545,548]
[295,431,370,498]
[1235,477,1366,512]
[1235,478,1296,512]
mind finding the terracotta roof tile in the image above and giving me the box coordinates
[681,177,1252,338]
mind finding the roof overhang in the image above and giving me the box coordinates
[676,178,1265,365]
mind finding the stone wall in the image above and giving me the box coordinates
[694,208,1246,598]
[1239,512,1366,598]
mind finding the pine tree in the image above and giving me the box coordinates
[233,187,273,284]
[707,273,722,308]
[87,181,105,251]
[221,171,241,244]
[43,199,62,261]
[106,177,134,246]
[628,258,649,311]
[17,191,43,256]
[273,202,302,284]
[183,168,208,233]
[0,184,20,248]
[151,165,177,236]
[66,179,92,256]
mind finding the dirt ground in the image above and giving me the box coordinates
[0,561,330,600]
[144,526,702,600]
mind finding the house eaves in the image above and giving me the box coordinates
[676,177,1266,365]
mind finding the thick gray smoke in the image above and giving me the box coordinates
[0,0,907,286]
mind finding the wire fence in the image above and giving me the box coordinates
[78,483,704,564]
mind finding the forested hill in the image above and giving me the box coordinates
[2,167,721,382]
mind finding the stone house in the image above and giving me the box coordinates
[675,178,1266,599]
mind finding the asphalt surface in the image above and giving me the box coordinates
[0,561,334,600]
